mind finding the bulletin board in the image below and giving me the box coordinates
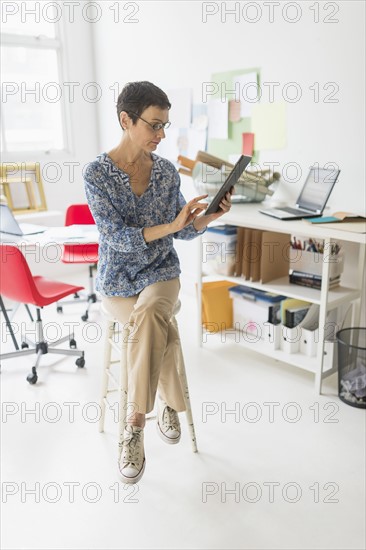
[207,67,261,162]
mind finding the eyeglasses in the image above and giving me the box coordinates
[129,112,171,132]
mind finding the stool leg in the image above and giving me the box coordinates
[172,316,198,453]
[99,319,115,433]
[118,326,129,459]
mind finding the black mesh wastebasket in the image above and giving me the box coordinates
[336,328,366,409]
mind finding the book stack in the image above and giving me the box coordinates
[289,270,341,290]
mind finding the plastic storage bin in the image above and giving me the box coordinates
[336,328,366,408]
[202,225,237,276]
[229,285,286,340]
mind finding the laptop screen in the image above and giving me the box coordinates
[297,167,340,212]
[0,204,23,235]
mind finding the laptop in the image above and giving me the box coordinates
[0,203,47,235]
[259,166,340,220]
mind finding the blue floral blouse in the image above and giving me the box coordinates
[84,152,206,297]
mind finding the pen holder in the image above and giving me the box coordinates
[289,248,344,279]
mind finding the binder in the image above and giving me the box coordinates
[264,322,282,350]
[299,305,320,357]
[280,298,312,326]
[285,306,310,328]
[280,298,312,353]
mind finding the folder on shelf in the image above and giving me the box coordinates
[250,229,263,282]
[200,280,235,333]
[242,228,252,280]
[285,306,311,329]
[260,231,290,284]
[234,227,245,276]
[281,298,312,326]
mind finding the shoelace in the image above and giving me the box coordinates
[162,406,180,432]
[122,428,143,467]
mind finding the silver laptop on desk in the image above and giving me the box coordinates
[259,167,340,220]
[0,204,47,235]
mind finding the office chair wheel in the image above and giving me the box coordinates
[81,313,88,322]
[21,342,29,349]
[57,306,63,313]
[26,367,38,385]
[69,338,77,349]
[75,357,85,368]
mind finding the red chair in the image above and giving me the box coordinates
[0,244,85,384]
[56,204,99,321]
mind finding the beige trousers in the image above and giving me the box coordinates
[101,278,186,415]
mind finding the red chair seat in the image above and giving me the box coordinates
[62,243,99,264]
[0,245,84,307]
[32,276,84,306]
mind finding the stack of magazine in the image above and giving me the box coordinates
[289,271,341,290]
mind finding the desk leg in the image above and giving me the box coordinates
[197,236,203,348]
[315,237,332,395]
[351,242,366,329]
[0,296,19,350]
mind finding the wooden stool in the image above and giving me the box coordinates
[99,300,198,457]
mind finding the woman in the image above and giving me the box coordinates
[84,81,232,484]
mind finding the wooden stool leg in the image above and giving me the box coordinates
[172,316,198,453]
[118,326,129,459]
[99,319,115,433]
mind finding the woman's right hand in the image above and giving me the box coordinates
[169,194,209,233]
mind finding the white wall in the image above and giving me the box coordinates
[89,0,365,310]
[91,0,365,213]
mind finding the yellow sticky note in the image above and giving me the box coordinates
[251,102,287,150]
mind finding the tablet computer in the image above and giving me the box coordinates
[204,155,252,215]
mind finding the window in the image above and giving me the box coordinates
[1,3,67,154]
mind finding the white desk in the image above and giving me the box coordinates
[197,203,366,394]
[0,226,100,348]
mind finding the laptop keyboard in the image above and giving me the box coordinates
[281,207,311,215]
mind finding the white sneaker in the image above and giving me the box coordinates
[119,425,145,484]
[157,398,181,444]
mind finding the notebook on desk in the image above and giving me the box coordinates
[0,204,47,235]
[259,167,340,220]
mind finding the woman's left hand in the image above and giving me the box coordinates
[203,187,234,223]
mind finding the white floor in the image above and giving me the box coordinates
[1,272,365,550]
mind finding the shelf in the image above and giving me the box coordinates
[198,207,365,394]
[203,330,318,374]
[202,273,361,307]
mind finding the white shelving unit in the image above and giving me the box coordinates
[196,204,366,394]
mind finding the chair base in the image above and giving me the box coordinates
[57,291,100,321]
[56,264,100,321]
[0,315,85,384]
